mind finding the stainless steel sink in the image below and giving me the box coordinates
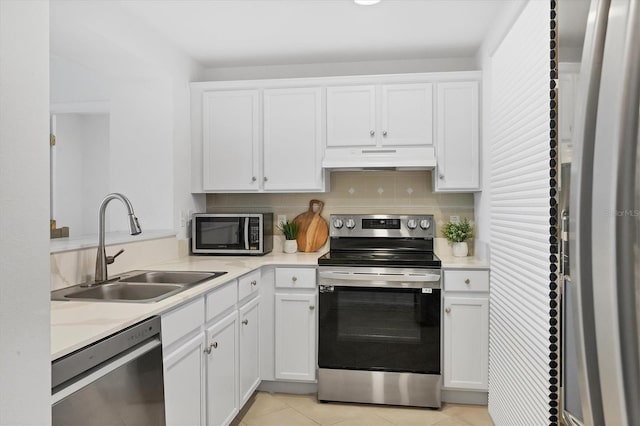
[64,282,183,301]
[51,270,227,303]
[119,271,217,285]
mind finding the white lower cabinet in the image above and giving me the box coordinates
[442,269,489,391]
[162,267,319,426]
[239,296,260,405]
[164,333,206,426]
[274,292,317,381]
[205,311,239,426]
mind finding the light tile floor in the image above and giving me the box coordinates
[232,392,494,426]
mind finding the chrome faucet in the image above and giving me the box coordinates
[93,193,142,284]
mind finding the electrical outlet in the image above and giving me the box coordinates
[450,215,460,224]
[277,215,287,225]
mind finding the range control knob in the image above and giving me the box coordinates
[420,219,431,230]
[407,219,418,230]
[333,218,344,229]
[345,219,356,229]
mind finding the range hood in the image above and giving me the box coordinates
[322,145,437,170]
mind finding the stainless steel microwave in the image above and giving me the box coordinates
[191,213,273,255]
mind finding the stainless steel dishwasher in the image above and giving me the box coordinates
[52,317,165,425]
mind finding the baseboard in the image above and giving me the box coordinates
[441,389,488,405]
[257,380,318,395]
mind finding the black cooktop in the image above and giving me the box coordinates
[317,250,441,268]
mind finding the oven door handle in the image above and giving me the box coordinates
[319,270,441,289]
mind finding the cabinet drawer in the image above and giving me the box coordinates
[238,270,260,302]
[275,267,316,289]
[206,280,237,322]
[444,270,489,292]
[162,297,205,348]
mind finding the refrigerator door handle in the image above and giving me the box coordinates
[610,0,640,421]
[569,0,610,424]
[590,0,640,424]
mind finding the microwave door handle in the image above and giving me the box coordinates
[243,218,250,250]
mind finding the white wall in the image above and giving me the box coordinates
[50,1,206,240]
[50,55,111,104]
[54,113,110,236]
[0,1,51,424]
[202,57,479,81]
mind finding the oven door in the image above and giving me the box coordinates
[318,268,441,375]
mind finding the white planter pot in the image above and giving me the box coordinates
[452,242,469,257]
[283,239,298,254]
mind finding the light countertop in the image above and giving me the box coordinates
[51,247,487,360]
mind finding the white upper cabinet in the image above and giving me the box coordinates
[263,88,324,191]
[202,90,260,191]
[198,87,326,193]
[326,83,433,148]
[381,83,433,146]
[434,81,480,192]
[191,72,480,191]
[326,85,376,147]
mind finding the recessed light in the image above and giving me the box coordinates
[354,0,381,5]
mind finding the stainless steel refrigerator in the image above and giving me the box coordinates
[567,0,640,424]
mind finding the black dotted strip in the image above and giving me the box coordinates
[549,1,559,425]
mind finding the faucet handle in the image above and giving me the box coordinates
[106,249,125,265]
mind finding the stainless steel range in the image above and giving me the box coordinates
[317,214,442,408]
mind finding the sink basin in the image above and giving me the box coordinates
[120,271,217,285]
[51,270,227,303]
[65,282,183,301]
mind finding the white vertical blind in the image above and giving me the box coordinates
[488,1,552,425]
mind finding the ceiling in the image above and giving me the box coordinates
[558,0,590,49]
[118,0,507,68]
[50,0,592,75]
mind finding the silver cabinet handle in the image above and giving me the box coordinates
[464,279,470,284]
[309,305,315,311]
[445,307,451,314]
[439,174,445,179]
[292,276,297,282]
[264,176,268,182]
[251,280,257,286]
[242,319,248,325]
[204,341,218,354]
[370,130,375,136]
[382,130,387,136]
[251,176,257,182]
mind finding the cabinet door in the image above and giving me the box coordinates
[443,296,489,390]
[435,81,480,191]
[202,90,259,191]
[164,333,206,426]
[205,311,238,426]
[274,293,316,381]
[263,88,324,191]
[239,296,260,406]
[381,83,433,146]
[326,85,376,147]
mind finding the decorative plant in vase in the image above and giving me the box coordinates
[278,220,299,254]
[442,218,474,257]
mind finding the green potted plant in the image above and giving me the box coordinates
[278,220,299,253]
[442,218,474,257]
